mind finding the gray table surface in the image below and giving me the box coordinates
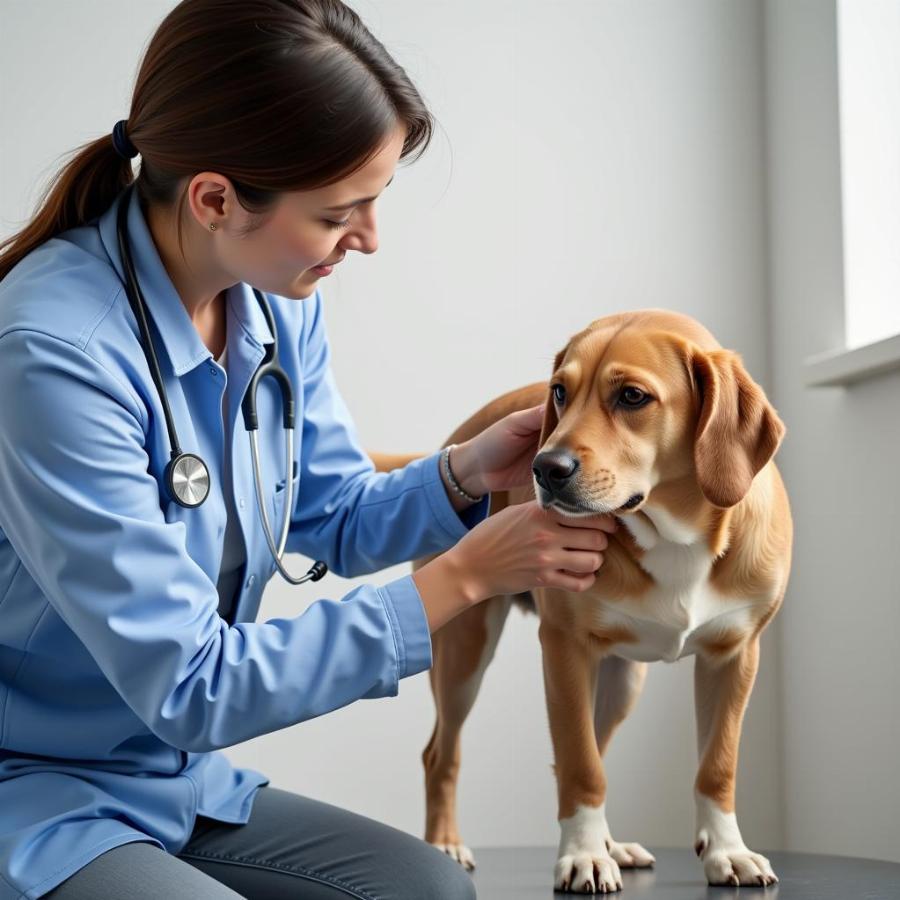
[466,847,900,899]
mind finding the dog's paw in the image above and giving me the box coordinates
[695,830,778,886]
[694,794,778,886]
[605,836,656,868]
[554,803,626,892]
[554,852,622,893]
[431,842,476,871]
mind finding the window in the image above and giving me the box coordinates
[805,0,900,386]
[837,0,900,348]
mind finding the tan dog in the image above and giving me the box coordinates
[372,309,792,892]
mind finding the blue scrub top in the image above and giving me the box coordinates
[0,186,488,900]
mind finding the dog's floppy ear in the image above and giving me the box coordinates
[539,346,568,448]
[690,347,786,508]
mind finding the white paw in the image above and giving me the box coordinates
[694,794,778,886]
[555,852,622,893]
[553,853,622,894]
[696,837,778,886]
[432,842,476,871]
[606,837,656,869]
[554,803,628,893]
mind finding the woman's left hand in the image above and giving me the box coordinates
[450,404,545,497]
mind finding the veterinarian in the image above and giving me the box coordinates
[0,2,618,898]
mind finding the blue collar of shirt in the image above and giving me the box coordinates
[97,186,274,376]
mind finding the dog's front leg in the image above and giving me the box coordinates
[540,620,623,894]
[693,636,778,887]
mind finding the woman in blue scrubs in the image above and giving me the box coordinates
[0,1,617,897]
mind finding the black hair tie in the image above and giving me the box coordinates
[111,119,139,160]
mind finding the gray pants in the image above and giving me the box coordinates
[44,786,476,899]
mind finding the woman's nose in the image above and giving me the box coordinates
[341,231,378,254]
[339,209,378,255]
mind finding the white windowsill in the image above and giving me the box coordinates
[804,332,900,387]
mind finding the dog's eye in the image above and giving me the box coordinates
[619,387,650,408]
[552,384,566,405]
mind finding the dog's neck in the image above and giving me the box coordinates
[622,474,720,548]
[619,473,751,588]
[623,503,704,549]
[617,501,729,596]
[622,487,742,570]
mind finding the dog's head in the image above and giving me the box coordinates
[532,309,785,515]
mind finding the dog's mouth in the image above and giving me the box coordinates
[541,491,646,517]
[532,452,647,516]
[616,492,646,512]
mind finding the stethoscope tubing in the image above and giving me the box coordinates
[115,184,326,586]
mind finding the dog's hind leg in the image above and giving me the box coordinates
[422,593,511,870]
[591,655,656,870]
[593,655,648,757]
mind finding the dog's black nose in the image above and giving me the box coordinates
[532,451,580,492]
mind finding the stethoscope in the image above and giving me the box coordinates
[115,185,327,586]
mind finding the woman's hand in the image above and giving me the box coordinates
[441,500,619,603]
[412,499,618,630]
[448,404,545,497]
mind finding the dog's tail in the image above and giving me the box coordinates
[367,451,427,473]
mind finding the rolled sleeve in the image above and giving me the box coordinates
[378,574,433,679]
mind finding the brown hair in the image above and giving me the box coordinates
[0,0,434,282]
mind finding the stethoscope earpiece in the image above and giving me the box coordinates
[116,184,327,586]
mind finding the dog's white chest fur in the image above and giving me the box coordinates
[598,504,754,663]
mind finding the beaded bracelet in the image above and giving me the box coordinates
[441,444,484,504]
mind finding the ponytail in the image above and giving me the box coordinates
[0,133,135,282]
[0,0,435,285]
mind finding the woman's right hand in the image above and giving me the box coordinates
[446,500,619,601]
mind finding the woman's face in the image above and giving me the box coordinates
[190,125,406,301]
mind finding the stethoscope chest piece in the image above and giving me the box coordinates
[166,452,211,508]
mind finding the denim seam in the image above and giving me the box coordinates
[178,849,378,900]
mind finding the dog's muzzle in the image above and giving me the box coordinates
[532,450,580,497]
[532,450,644,513]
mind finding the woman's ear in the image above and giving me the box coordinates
[690,347,786,508]
[539,346,568,447]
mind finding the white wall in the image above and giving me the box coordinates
[264,0,781,847]
[763,0,900,863]
[2,0,784,856]
[260,0,781,853]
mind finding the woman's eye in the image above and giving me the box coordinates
[324,218,352,230]
[552,384,566,405]
[619,386,650,407]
